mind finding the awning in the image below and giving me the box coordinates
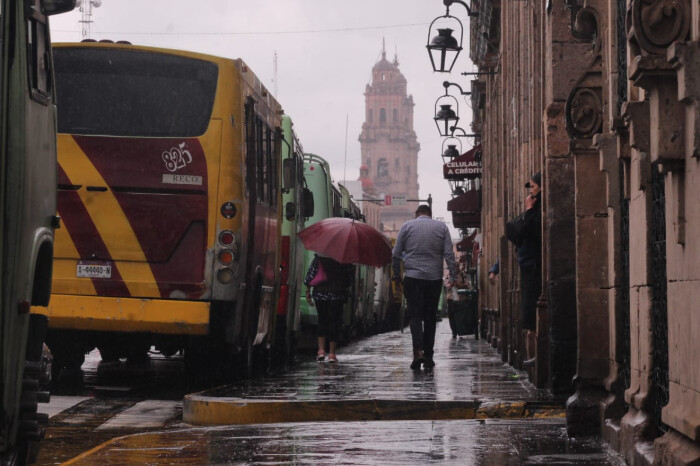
[443,145,482,180]
[452,211,481,229]
[447,190,481,213]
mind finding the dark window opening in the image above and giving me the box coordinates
[377,158,388,178]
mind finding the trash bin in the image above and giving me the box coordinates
[453,289,478,336]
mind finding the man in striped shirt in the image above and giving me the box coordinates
[392,204,458,370]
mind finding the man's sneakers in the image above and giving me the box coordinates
[423,358,435,370]
[317,350,326,362]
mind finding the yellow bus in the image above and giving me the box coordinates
[35,41,283,376]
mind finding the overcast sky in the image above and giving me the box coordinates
[50,0,476,233]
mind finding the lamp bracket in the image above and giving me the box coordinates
[450,126,481,138]
[443,81,471,96]
[461,71,498,76]
[444,0,478,17]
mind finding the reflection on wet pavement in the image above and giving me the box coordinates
[51,322,626,464]
[197,322,553,403]
[66,419,626,465]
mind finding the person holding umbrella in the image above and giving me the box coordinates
[297,216,393,362]
[304,254,355,363]
[393,205,458,370]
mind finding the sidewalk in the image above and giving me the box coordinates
[184,319,558,425]
[66,321,626,465]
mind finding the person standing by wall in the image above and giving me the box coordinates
[517,172,542,366]
[392,205,458,370]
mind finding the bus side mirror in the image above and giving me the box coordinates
[285,202,296,221]
[41,0,77,15]
[302,188,314,218]
[282,158,296,191]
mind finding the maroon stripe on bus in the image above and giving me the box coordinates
[57,165,131,297]
[72,136,209,297]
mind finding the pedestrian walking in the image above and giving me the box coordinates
[392,204,458,370]
[304,254,355,363]
[445,272,466,339]
[508,172,542,367]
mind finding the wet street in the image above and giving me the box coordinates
[37,321,626,465]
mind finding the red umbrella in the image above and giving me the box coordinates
[297,217,392,267]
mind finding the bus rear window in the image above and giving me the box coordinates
[54,47,218,137]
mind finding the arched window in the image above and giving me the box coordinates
[380,108,386,125]
[366,158,371,168]
[377,158,388,178]
[393,109,398,123]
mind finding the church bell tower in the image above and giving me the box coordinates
[358,41,420,234]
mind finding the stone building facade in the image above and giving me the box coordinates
[440,0,700,464]
[358,44,420,234]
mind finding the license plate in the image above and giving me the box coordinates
[77,263,112,278]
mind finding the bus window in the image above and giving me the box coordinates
[257,118,265,202]
[53,48,217,137]
[27,15,50,102]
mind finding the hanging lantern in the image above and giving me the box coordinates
[441,136,462,160]
[426,14,463,73]
[434,94,460,137]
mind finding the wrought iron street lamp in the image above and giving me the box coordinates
[426,0,478,73]
[441,137,462,160]
[426,24,462,73]
[434,94,460,137]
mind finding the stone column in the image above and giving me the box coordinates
[619,98,656,465]
[565,136,612,436]
[543,102,577,395]
[653,41,700,465]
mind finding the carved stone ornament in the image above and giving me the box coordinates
[630,0,691,55]
[565,4,603,140]
[567,88,603,138]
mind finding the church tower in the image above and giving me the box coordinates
[358,42,420,234]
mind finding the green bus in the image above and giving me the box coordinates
[0,0,74,463]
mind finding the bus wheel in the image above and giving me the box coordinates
[17,315,51,464]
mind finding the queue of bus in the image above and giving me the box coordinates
[30,40,403,380]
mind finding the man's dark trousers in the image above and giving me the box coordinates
[403,276,443,359]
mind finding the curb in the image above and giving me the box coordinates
[183,395,565,425]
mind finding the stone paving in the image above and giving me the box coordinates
[67,320,627,464]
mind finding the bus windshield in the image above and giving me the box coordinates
[54,47,218,137]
